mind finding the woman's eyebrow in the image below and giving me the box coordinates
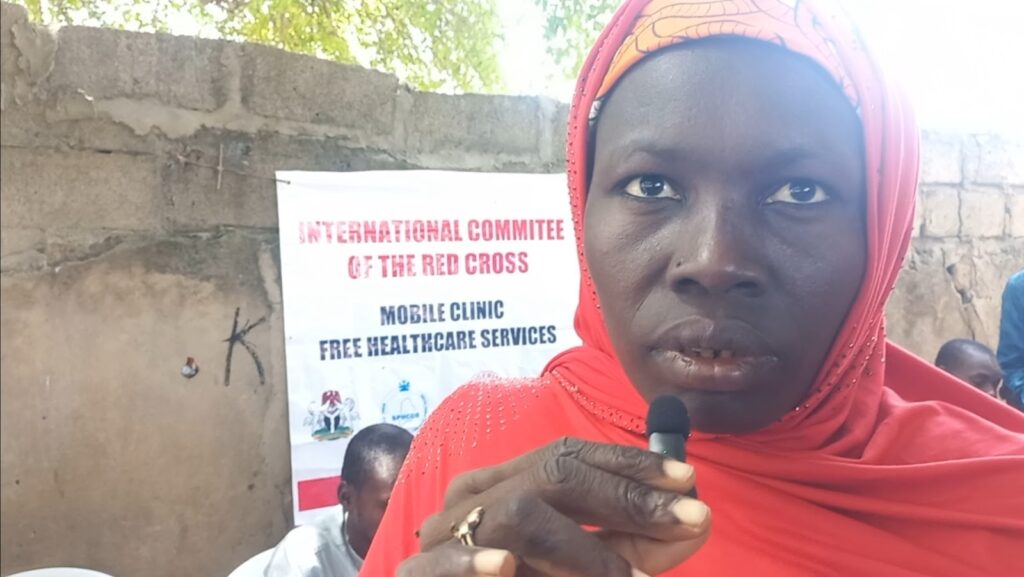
[735,145,853,175]
[598,140,679,164]
[598,141,848,172]
[750,146,821,169]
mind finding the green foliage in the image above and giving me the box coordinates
[19,0,503,93]
[533,0,618,80]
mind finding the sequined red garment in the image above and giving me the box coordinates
[361,1,1024,575]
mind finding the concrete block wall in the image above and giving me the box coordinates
[1,2,1021,576]
[890,134,1024,359]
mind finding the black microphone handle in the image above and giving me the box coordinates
[648,432,686,461]
[648,432,697,499]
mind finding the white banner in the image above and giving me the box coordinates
[276,170,579,525]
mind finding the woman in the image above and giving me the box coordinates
[362,1,1024,575]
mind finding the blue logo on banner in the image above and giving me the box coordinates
[382,380,430,432]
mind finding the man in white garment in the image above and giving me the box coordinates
[265,423,413,577]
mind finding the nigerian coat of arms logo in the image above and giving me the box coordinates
[304,390,360,441]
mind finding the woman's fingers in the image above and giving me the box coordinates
[422,452,705,548]
[420,490,704,576]
[408,498,643,577]
[521,456,708,541]
[598,512,713,576]
[444,437,695,509]
[420,439,710,575]
[471,494,636,577]
[398,542,517,577]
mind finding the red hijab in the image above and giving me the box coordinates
[362,1,1024,575]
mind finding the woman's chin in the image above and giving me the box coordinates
[646,388,796,435]
[635,355,808,434]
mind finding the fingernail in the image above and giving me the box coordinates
[671,498,709,527]
[632,568,653,577]
[473,548,515,576]
[663,459,694,482]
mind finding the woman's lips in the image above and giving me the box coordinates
[651,317,780,392]
[652,348,779,392]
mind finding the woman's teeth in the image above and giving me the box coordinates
[688,348,735,359]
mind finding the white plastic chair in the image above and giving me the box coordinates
[8,570,115,577]
[227,549,274,577]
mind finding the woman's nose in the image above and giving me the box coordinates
[666,205,767,299]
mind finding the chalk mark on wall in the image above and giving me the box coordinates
[224,307,267,387]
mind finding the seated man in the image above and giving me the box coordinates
[266,423,413,577]
[935,338,1004,398]
[998,270,1024,410]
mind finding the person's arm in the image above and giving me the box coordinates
[997,274,1024,407]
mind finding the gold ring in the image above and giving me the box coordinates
[451,506,484,547]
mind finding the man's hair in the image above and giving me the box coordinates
[935,338,996,368]
[341,423,413,488]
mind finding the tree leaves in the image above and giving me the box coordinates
[533,0,617,80]
[20,0,503,92]
[18,0,618,93]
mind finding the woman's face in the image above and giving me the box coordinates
[585,40,867,434]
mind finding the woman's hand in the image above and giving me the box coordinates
[397,437,711,576]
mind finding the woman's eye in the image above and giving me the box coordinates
[765,180,830,205]
[622,175,679,199]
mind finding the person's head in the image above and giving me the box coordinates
[565,0,919,436]
[338,423,413,557]
[935,339,1003,397]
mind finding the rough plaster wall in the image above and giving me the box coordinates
[0,3,565,576]
[1,234,289,577]
[888,134,1024,361]
[0,2,1021,576]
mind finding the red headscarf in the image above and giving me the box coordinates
[362,1,1024,575]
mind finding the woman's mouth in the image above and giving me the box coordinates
[683,347,735,359]
[651,318,780,392]
[653,348,779,392]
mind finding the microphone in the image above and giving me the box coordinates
[646,395,696,498]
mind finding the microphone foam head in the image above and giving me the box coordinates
[646,395,691,437]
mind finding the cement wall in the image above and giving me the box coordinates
[1,2,1022,575]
